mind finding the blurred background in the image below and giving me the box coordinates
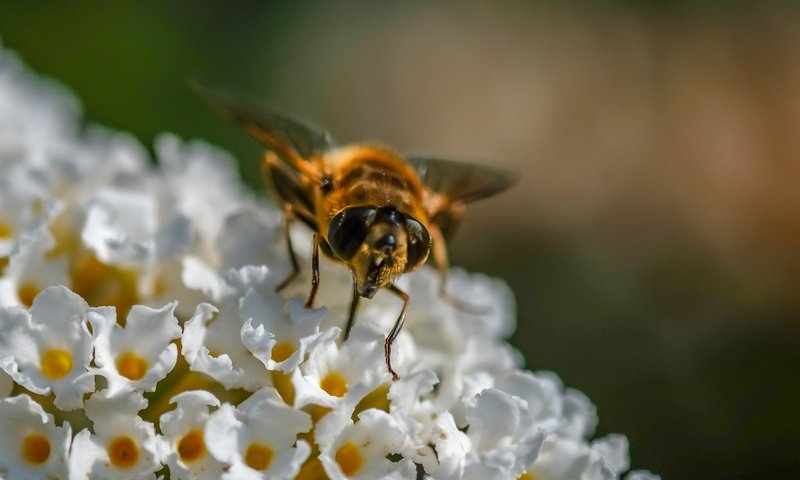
[2,1,798,477]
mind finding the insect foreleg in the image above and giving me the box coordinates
[276,203,300,293]
[344,286,360,341]
[385,284,409,381]
[305,232,320,308]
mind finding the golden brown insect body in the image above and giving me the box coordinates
[294,145,431,298]
[195,83,515,380]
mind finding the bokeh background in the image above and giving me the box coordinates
[2,1,798,478]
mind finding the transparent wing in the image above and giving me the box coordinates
[408,156,516,204]
[193,80,334,160]
[408,156,516,240]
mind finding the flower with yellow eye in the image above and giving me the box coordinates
[205,387,312,480]
[69,390,162,480]
[159,390,225,480]
[0,286,94,410]
[89,301,180,395]
[317,408,416,480]
[0,394,71,480]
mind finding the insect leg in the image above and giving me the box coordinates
[276,203,300,293]
[430,225,489,314]
[344,285,360,341]
[385,283,409,381]
[305,232,320,308]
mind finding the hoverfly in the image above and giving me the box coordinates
[195,83,515,380]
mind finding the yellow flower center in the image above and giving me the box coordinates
[22,434,51,464]
[18,282,39,308]
[320,371,348,398]
[108,436,139,468]
[40,349,72,380]
[271,341,295,363]
[518,473,536,480]
[335,442,364,476]
[0,221,13,239]
[116,351,148,381]
[177,429,205,462]
[244,443,274,471]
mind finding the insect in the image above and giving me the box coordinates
[195,83,515,380]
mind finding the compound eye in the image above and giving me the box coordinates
[328,206,377,260]
[404,216,431,271]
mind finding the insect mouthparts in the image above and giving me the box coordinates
[375,234,396,250]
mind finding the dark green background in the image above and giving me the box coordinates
[2,1,798,478]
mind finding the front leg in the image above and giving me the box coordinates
[385,284,410,381]
[305,232,320,308]
[276,203,300,293]
[343,285,361,341]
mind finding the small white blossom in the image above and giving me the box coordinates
[292,324,387,412]
[318,408,416,480]
[69,390,162,480]
[159,390,225,480]
[82,187,191,267]
[0,394,71,479]
[205,387,311,480]
[0,286,94,410]
[240,290,328,373]
[89,302,181,394]
[182,300,269,391]
[462,388,545,479]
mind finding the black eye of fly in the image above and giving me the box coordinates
[328,206,377,260]
[404,216,431,271]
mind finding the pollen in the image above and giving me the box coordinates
[177,429,205,462]
[244,443,274,471]
[108,436,139,468]
[40,348,72,380]
[320,371,348,398]
[22,434,51,464]
[335,441,364,476]
[271,341,295,363]
[518,473,536,480]
[18,282,39,308]
[116,351,148,381]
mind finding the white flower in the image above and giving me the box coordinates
[388,369,469,480]
[89,302,181,395]
[240,290,329,373]
[318,408,416,480]
[159,390,225,480]
[0,201,67,308]
[462,388,545,480]
[82,187,191,267]
[291,324,387,412]
[182,300,269,391]
[0,394,71,479]
[521,435,619,480]
[495,370,598,440]
[69,390,162,480]
[205,387,311,480]
[0,286,94,410]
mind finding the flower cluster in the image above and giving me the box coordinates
[0,40,659,480]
